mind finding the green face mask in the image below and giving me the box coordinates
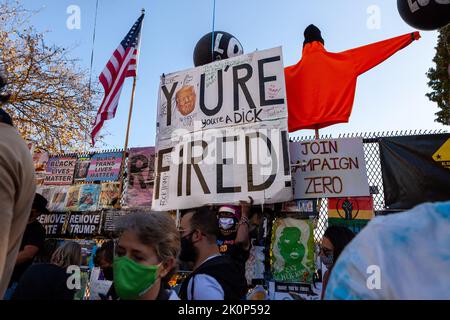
[113,256,161,300]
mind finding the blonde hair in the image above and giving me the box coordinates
[51,241,82,269]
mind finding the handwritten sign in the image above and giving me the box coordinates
[86,152,122,182]
[153,47,293,211]
[290,138,370,199]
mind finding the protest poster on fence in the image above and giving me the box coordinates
[86,152,123,182]
[290,138,370,199]
[44,156,76,185]
[271,217,315,283]
[78,184,101,211]
[65,185,81,211]
[36,185,55,204]
[125,147,155,208]
[67,212,103,236]
[328,196,374,234]
[379,134,450,209]
[49,186,69,212]
[33,151,49,185]
[99,182,121,209]
[74,155,92,183]
[153,47,293,211]
[38,213,67,236]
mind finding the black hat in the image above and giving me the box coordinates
[32,193,49,215]
[303,24,325,47]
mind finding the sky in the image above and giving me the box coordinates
[19,0,447,150]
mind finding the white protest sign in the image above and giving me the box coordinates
[153,47,292,211]
[290,138,370,199]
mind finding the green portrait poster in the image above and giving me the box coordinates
[271,218,315,283]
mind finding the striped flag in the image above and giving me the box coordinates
[328,196,374,220]
[91,13,145,145]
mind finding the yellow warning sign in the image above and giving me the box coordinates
[433,138,450,170]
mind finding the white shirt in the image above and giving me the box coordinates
[187,254,225,300]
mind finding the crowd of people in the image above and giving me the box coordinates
[1,74,450,301]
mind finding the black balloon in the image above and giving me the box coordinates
[193,31,244,67]
[397,0,450,30]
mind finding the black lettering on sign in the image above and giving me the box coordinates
[155,148,173,200]
[233,64,256,110]
[216,136,241,194]
[186,140,211,196]
[258,56,285,106]
[246,132,277,192]
[177,147,183,197]
[161,82,178,126]
[200,70,223,116]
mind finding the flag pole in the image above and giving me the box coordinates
[118,9,145,207]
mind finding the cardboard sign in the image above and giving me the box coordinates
[86,152,123,182]
[153,47,292,211]
[290,138,370,199]
[44,156,76,185]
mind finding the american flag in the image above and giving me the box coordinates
[91,13,145,145]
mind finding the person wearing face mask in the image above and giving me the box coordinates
[319,226,355,300]
[112,211,180,300]
[216,198,254,270]
[178,206,248,300]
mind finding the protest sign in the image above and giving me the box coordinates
[33,152,49,185]
[99,182,121,209]
[271,218,315,283]
[37,213,67,236]
[67,212,103,236]
[44,156,76,185]
[49,186,69,212]
[65,185,81,211]
[125,147,155,207]
[74,155,92,183]
[290,138,370,199]
[78,184,101,211]
[153,47,292,211]
[86,152,123,182]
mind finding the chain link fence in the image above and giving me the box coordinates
[291,129,447,243]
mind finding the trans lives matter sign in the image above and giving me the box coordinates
[290,138,370,199]
[153,47,292,211]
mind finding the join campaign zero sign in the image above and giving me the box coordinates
[290,138,370,199]
[153,47,293,211]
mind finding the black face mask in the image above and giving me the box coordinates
[102,266,114,281]
[179,232,197,263]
